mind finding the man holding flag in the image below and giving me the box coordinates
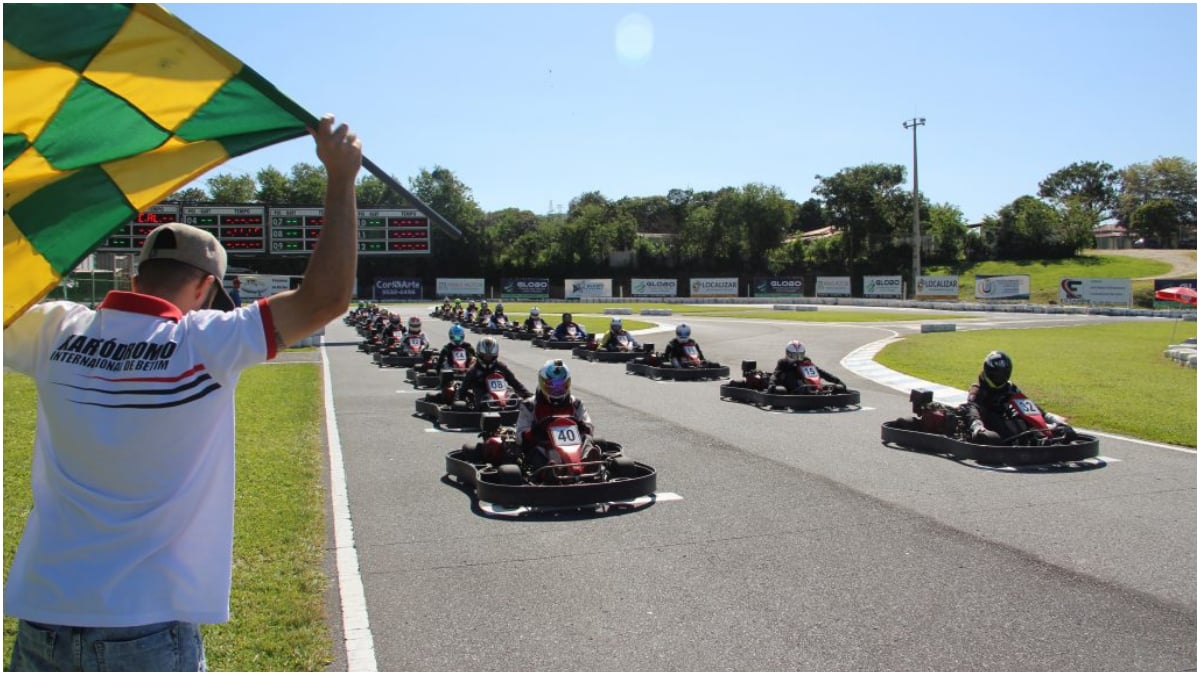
[3,114,362,670]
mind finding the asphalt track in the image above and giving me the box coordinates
[321,306,1195,671]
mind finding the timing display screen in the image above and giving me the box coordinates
[99,205,179,251]
[181,206,267,253]
[270,207,431,255]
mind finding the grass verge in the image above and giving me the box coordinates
[3,364,331,671]
[928,254,1173,304]
[875,322,1198,447]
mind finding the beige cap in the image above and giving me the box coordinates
[137,223,235,311]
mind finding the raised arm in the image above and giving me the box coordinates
[266,115,363,348]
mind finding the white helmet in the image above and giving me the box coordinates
[610,317,623,331]
[477,336,500,363]
[530,307,541,318]
[786,340,806,361]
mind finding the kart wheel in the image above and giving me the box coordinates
[496,464,523,485]
[608,456,637,478]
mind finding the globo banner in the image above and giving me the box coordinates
[753,277,804,297]
[374,277,423,301]
[501,278,550,300]
[631,278,677,297]
[863,275,903,298]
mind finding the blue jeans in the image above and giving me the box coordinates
[8,620,206,671]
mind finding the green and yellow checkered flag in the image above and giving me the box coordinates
[3,3,319,327]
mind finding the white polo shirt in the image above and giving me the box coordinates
[3,291,277,626]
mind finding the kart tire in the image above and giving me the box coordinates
[608,456,638,478]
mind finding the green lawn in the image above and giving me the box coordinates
[3,364,332,671]
[927,254,1173,304]
[876,322,1198,446]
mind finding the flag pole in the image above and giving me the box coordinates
[361,157,462,240]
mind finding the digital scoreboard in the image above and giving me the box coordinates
[269,207,431,255]
[181,205,267,253]
[98,204,179,251]
[98,204,431,256]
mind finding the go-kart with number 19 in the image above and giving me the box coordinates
[445,413,657,510]
[720,360,860,410]
[881,388,1100,466]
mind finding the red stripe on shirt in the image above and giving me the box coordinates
[258,298,277,360]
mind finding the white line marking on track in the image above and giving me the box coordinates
[321,342,377,672]
[424,428,444,433]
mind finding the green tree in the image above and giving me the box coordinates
[410,166,484,271]
[1131,199,1185,248]
[793,197,824,232]
[167,186,208,203]
[288,163,327,206]
[206,173,256,203]
[924,203,968,266]
[739,183,794,272]
[1118,156,1197,247]
[355,174,406,207]
[983,195,1066,258]
[1037,160,1119,224]
[255,166,290,204]
[812,163,911,272]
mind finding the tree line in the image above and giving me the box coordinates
[170,156,1196,280]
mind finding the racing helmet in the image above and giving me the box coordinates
[786,340,806,361]
[449,324,466,344]
[481,300,489,309]
[495,303,505,314]
[676,323,691,340]
[408,316,422,334]
[610,317,623,331]
[562,312,573,323]
[530,307,541,318]
[982,350,1012,389]
[477,336,500,364]
[538,359,572,405]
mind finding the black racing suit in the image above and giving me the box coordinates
[458,359,532,403]
[599,329,639,351]
[769,358,844,392]
[435,341,476,371]
[963,375,1065,440]
[523,317,547,332]
[663,337,705,367]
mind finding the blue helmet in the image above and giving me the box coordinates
[676,323,691,340]
[449,324,466,344]
[538,359,571,404]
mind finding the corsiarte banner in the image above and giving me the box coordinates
[815,276,851,297]
[436,278,485,297]
[565,279,612,299]
[1058,278,1131,305]
[752,277,804,298]
[631,278,677,297]
[916,275,959,300]
[374,277,423,301]
[501,277,550,300]
[690,277,739,297]
[975,274,1030,300]
[863,275,903,298]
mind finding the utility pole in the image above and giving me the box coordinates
[903,117,925,297]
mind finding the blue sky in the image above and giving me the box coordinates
[167,3,1197,224]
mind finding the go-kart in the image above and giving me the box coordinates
[477,317,514,335]
[375,334,433,368]
[445,413,657,509]
[414,371,523,430]
[720,360,860,410]
[573,336,650,363]
[504,321,550,341]
[532,325,589,349]
[881,388,1100,466]
[407,346,473,388]
[626,345,729,381]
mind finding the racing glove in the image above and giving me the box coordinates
[970,419,1001,444]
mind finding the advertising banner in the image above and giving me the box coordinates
[815,276,851,297]
[501,277,550,300]
[975,274,1030,300]
[1058,278,1132,305]
[565,279,612,299]
[1153,278,1197,309]
[689,277,739,298]
[863,275,903,298]
[374,277,423,301]
[233,274,291,302]
[631,278,677,297]
[916,275,959,300]
[752,277,805,298]
[435,278,485,297]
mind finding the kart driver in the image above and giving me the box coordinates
[598,317,640,351]
[963,350,1074,444]
[770,340,846,393]
[553,312,587,341]
[515,359,595,460]
[404,316,430,351]
[457,337,532,404]
[490,303,510,327]
[435,324,476,371]
[523,307,547,332]
[662,323,706,367]
[477,300,493,324]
